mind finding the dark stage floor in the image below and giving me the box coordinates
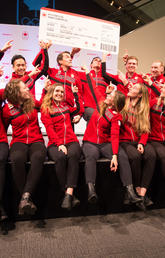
[1,209,165,257]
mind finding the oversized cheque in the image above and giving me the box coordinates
[39,7,120,54]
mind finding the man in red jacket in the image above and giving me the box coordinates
[123,52,163,99]
[33,47,84,124]
[11,42,49,96]
[71,48,109,123]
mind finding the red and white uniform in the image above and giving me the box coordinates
[77,67,108,107]
[126,72,143,85]
[41,93,80,147]
[11,49,48,96]
[143,74,165,101]
[101,62,129,96]
[2,100,44,146]
[76,71,105,111]
[149,98,165,142]
[83,108,122,155]
[119,103,148,146]
[33,51,84,115]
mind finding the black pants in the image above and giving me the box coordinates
[10,142,46,196]
[120,142,156,189]
[150,141,165,178]
[0,142,9,202]
[82,142,132,186]
[48,142,81,189]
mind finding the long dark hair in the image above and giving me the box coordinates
[4,79,34,114]
[99,91,125,116]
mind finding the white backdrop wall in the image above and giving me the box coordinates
[0,23,118,135]
[118,16,165,74]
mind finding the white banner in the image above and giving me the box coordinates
[0,23,119,136]
[39,7,120,54]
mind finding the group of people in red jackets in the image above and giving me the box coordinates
[0,39,165,222]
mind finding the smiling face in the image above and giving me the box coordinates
[59,53,72,68]
[151,61,164,78]
[127,83,142,99]
[19,81,30,100]
[13,58,27,76]
[104,90,116,106]
[53,85,64,103]
[90,57,101,70]
[125,58,138,74]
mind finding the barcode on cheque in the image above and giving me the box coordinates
[100,43,117,53]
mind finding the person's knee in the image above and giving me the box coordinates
[31,151,46,163]
[10,151,26,163]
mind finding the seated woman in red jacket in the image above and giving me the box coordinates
[120,83,156,210]
[3,79,46,216]
[149,85,165,181]
[82,90,141,205]
[41,83,81,211]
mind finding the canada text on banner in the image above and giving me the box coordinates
[39,7,120,54]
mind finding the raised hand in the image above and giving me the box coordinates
[123,49,129,65]
[71,85,78,93]
[106,82,115,94]
[0,66,4,77]
[102,52,111,62]
[1,40,13,52]
[29,64,40,77]
[44,76,52,91]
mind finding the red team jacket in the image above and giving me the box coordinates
[101,62,129,96]
[119,104,148,146]
[83,109,122,155]
[76,71,105,111]
[41,93,80,147]
[33,50,84,115]
[2,100,44,146]
[149,98,165,142]
[11,49,48,96]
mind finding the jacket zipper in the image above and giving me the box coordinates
[58,106,66,145]
[64,71,66,101]
[130,127,135,141]
[97,117,100,144]
[160,112,165,141]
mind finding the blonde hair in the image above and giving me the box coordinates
[99,91,125,116]
[122,83,150,135]
[41,83,64,114]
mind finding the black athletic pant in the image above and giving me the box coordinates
[120,142,156,189]
[82,142,132,186]
[48,142,81,189]
[0,142,9,202]
[10,142,46,196]
[150,141,165,178]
